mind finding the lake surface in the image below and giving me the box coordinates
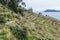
[42,12,60,20]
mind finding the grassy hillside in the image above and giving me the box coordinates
[0,3,60,40]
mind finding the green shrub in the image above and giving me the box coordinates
[9,26,28,40]
[0,17,6,24]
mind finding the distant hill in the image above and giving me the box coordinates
[44,9,60,12]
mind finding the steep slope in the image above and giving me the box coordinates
[0,3,60,40]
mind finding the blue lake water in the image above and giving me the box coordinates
[42,12,60,20]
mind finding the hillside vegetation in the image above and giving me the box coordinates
[0,2,60,40]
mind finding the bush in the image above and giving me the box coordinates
[0,17,6,23]
[9,26,28,40]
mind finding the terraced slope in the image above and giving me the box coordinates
[0,3,60,40]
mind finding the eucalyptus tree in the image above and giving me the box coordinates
[0,0,26,16]
[8,0,26,13]
[21,2,26,7]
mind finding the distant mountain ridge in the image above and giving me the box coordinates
[44,9,60,12]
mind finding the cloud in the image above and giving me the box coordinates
[23,0,60,11]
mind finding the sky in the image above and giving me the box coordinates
[23,0,60,12]
[23,0,60,20]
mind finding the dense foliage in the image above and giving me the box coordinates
[0,0,26,16]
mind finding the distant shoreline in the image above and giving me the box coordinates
[44,9,60,12]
